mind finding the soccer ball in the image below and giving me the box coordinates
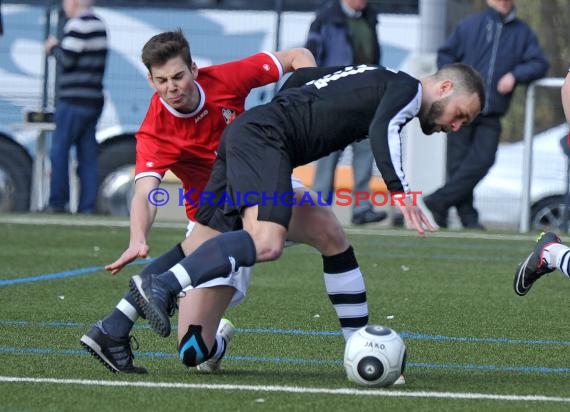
[344,325,407,387]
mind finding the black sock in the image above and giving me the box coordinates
[141,243,185,275]
[101,291,142,337]
[160,230,257,292]
[101,244,185,337]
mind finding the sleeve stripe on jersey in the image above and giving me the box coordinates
[387,84,422,194]
[135,171,163,182]
[262,51,284,80]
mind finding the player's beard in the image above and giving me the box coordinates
[420,96,448,135]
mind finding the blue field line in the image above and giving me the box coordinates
[1,346,569,374]
[238,327,341,336]
[400,332,570,346]
[0,243,519,287]
[0,260,149,287]
[0,266,104,286]
[3,319,570,347]
[410,362,570,374]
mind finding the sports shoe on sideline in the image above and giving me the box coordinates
[351,210,388,225]
[129,274,177,337]
[80,320,147,374]
[393,374,406,385]
[514,232,561,296]
[196,318,235,373]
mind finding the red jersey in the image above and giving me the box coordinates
[135,52,284,220]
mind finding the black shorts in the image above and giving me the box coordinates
[195,107,294,230]
[194,151,242,233]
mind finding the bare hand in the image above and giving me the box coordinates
[105,244,150,275]
[497,72,515,95]
[396,196,436,236]
[44,36,59,53]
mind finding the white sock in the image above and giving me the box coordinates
[324,268,369,342]
[544,244,570,271]
[210,333,226,361]
[552,245,570,278]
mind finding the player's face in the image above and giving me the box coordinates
[148,56,199,113]
[420,92,480,135]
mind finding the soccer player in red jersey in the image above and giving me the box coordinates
[82,30,375,376]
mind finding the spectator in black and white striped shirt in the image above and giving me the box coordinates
[45,0,107,214]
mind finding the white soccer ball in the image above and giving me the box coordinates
[344,325,407,387]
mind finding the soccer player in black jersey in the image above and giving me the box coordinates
[130,63,485,370]
[81,32,380,376]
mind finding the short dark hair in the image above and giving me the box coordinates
[437,63,486,112]
[141,28,192,73]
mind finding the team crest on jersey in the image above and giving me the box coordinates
[222,108,236,125]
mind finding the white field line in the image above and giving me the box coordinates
[0,376,568,403]
[0,215,536,242]
[0,215,183,230]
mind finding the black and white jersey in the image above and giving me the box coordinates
[270,65,421,194]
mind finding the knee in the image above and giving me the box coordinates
[305,210,348,255]
[249,228,286,262]
[178,324,211,367]
[256,242,284,261]
[317,221,348,254]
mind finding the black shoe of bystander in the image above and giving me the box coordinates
[351,210,388,225]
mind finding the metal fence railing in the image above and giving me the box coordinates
[520,77,565,233]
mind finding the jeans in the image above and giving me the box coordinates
[49,101,102,213]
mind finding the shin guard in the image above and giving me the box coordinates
[178,324,210,367]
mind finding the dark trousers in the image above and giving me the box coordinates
[49,101,102,213]
[312,139,374,216]
[429,115,501,226]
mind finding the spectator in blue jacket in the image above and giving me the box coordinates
[424,0,549,230]
[305,0,387,225]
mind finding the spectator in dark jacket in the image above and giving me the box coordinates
[305,0,387,225]
[424,0,549,229]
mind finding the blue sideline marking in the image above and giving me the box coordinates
[239,327,340,337]
[1,346,569,374]
[0,266,104,286]
[400,332,570,346]
[0,260,149,287]
[3,319,570,346]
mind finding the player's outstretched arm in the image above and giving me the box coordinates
[274,48,316,73]
[105,176,160,275]
[396,196,436,237]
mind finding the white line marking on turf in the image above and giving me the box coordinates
[0,215,184,230]
[0,376,568,403]
[344,227,534,242]
[0,215,536,242]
